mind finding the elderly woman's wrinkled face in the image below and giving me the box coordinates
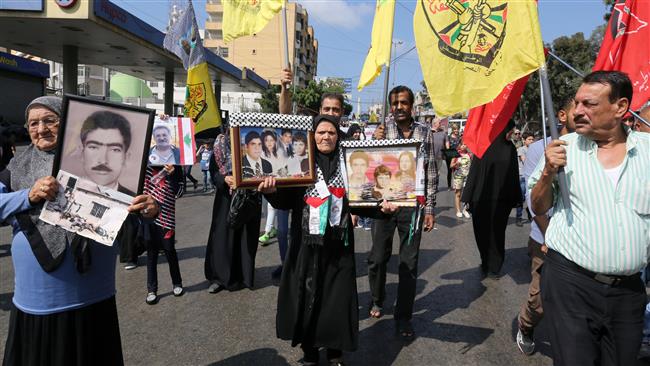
[27,106,59,151]
[314,121,338,154]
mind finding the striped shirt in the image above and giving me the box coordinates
[528,130,650,275]
[382,117,438,215]
[143,166,176,230]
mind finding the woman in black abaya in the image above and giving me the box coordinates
[204,132,261,292]
[259,115,393,366]
[462,121,522,278]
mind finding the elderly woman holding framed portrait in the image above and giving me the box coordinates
[0,96,159,365]
[258,114,396,366]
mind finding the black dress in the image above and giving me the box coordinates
[265,187,359,352]
[462,128,522,274]
[204,155,261,290]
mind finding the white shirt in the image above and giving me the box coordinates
[523,138,549,244]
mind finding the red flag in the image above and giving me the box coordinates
[463,74,531,159]
[593,0,650,111]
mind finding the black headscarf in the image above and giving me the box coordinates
[346,124,362,140]
[461,122,522,206]
[312,114,342,182]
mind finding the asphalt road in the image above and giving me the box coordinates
[1,165,648,366]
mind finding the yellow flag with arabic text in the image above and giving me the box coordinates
[414,0,545,116]
[222,0,285,43]
[357,0,396,91]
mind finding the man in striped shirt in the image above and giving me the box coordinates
[530,71,650,366]
[368,85,438,339]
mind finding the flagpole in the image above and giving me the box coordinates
[538,73,547,146]
[281,3,290,90]
[539,65,571,210]
[380,64,391,124]
[380,3,396,125]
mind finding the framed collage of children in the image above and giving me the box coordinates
[229,112,316,188]
[341,139,423,207]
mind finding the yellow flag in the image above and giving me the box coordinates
[164,1,222,132]
[414,0,545,116]
[222,0,285,43]
[357,0,396,91]
[185,62,222,134]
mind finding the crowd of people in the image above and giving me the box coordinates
[0,69,648,366]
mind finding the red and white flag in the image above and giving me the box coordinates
[593,0,650,110]
[463,74,531,159]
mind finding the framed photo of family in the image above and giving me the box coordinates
[341,139,423,207]
[42,95,155,245]
[229,112,316,188]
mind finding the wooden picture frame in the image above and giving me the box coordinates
[229,112,316,188]
[53,94,155,197]
[341,139,422,207]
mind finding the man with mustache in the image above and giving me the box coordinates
[149,124,180,165]
[80,111,135,196]
[369,85,438,339]
[530,71,650,365]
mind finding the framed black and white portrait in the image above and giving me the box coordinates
[52,95,155,197]
[43,95,154,245]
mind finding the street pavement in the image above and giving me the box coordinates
[1,165,648,365]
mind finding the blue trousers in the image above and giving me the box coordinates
[276,209,289,263]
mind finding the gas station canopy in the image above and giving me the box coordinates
[0,0,269,92]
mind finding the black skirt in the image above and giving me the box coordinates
[3,296,123,366]
[204,185,261,290]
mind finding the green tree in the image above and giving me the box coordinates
[294,80,353,116]
[516,31,600,129]
[256,85,280,113]
[603,0,616,21]
[294,80,323,115]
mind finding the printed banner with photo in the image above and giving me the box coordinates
[229,112,316,188]
[341,139,422,207]
[40,171,131,246]
[149,117,197,166]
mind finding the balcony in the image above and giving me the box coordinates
[205,21,222,30]
[206,3,223,13]
[205,29,223,40]
[207,14,223,23]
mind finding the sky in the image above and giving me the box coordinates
[112,0,610,115]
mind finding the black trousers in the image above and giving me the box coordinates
[470,201,511,274]
[368,208,423,321]
[146,225,183,293]
[541,250,645,366]
[444,156,453,188]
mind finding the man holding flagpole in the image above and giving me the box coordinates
[530,71,649,365]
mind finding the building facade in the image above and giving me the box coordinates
[204,0,318,88]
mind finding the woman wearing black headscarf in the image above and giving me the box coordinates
[259,115,395,366]
[462,122,522,278]
[345,123,362,140]
[204,127,262,293]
